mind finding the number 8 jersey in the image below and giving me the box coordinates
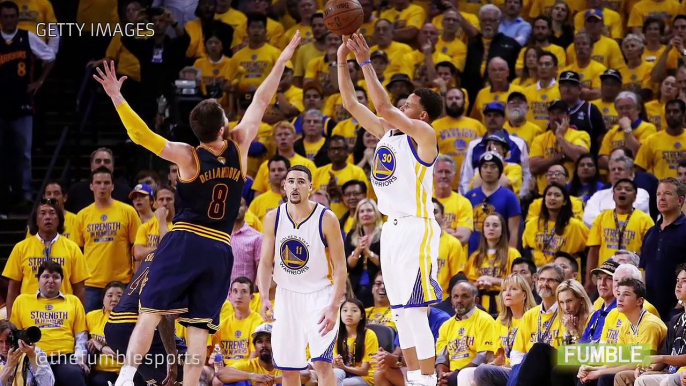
[173,140,245,238]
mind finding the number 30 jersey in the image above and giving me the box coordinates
[370,130,436,219]
[273,203,332,293]
[173,140,245,238]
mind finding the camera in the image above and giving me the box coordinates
[8,326,41,349]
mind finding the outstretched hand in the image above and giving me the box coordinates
[93,60,126,99]
[278,30,301,63]
[346,33,371,63]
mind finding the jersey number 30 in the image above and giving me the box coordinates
[208,184,229,220]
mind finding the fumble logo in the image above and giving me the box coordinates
[372,146,396,183]
[279,237,310,275]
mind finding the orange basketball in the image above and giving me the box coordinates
[323,0,365,36]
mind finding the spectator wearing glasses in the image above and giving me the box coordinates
[365,271,396,330]
[294,109,331,166]
[527,163,585,222]
[4,199,90,318]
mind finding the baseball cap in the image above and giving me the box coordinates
[585,9,603,21]
[591,260,619,276]
[302,81,323,95]
[559,71,581,84]
[129,183,154,199]
[548,99,569,112]
[483,101,506,115]
[386,74,414,90]
[485,131,511,151]
[371,50,389,63]
[507,91,527,103]
[600,69,622,83]
[252,323,273,340]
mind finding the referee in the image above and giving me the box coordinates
[559,71,606,154]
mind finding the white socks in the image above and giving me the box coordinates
[113,364,137,386]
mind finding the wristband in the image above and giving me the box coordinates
[359,59,372,67]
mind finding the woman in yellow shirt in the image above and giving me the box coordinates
[645,75,678,131]
[523,182,589,267]
[620,35,653,94]
[466,213,521,314]
[86,281,125,386]
[333,298,379,385]
[193,35,232,101]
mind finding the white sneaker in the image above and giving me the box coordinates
[107,381,135,386]
[420,373,437,386]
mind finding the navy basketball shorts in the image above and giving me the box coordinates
[104,322,186,383]
[139,230,233,332]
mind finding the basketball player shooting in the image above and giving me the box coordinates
[256,165,347,386]
[93,32,302,386]
[339,34,444,386]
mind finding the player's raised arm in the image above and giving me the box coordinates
[93,61,194,166]
[337,37,386,139]
[231,31,302,153]
[346,33,437,149]
[256,209,278,322]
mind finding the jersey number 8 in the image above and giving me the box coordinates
[208,184,229,220]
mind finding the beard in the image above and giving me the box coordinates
[259,351,272,363]
[507,108,526,122]
[538,287,554,298]
[446,104,465,118]
[667,118,683,128]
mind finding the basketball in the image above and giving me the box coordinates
[323,0,365,36]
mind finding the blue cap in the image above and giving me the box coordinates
[483,102,505,115]
[585,9,603,21]
[129,183,154,199]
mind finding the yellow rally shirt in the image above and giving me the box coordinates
[213,306,265,365]
[587,209,654,265]
[635,130,686,180]
[599,121,658,157]
[366,306,397,330]
[530,129,591,194]
[231,357,283,386]
[436,309,495,370]
[333,329,380,385]
[86,309,122,373]
[522,217,589,267]
[312,164,370,219]
[512,304,564,353]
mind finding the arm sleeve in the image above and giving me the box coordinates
[27,31,56,62]
[115,103,168,155]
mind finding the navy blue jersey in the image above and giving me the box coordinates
[173,140,245,238]
[109,252,155,323]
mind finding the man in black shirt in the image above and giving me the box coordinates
[558,71,606,154]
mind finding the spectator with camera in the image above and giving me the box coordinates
[0,319,54,386]
[10,261,88,386]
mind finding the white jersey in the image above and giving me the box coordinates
[273,202,331,293]
[370,130,435,219]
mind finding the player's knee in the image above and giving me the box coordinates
[312,361,333,376]
[137,312,163,328]
[282,370,302,382]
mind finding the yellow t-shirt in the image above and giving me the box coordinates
[75,201,141,288]
[213,306,265,365]
[214,7,247,30]
[228,44,281,92]
[635,130,686,179]
[471,85,525,123]
[591,99,619,130]
[525,83,562,130]
[434,116,486,187]
[380,4,426,31]
[25,210,79,244]
[333,329,379,385]
[370,42,414,78]
[466,248,521,310]
[305,56,336,92]
[17,0,58,40]
[436,37,468,72]
[587,209,655,265]
[232,18,285,49]
[643,45,667,64]
[252,154,316,193]
[617,311,667,352]
[293,41,326,78]
[248,190,283,222]
[492,316,522,366]
[193,56,232,97]
[620,62,654,92]
[436,309,496,370]
[527,196,585,222]
[435,192,474,233]
[4,235,90,295]
[522,217,589,267]
[504,121,543,149]
[184,20,207,59]
[599,121,658,157]
[566,36,626,71]
[220,295,263,319]
[11,293,87,356]
[530,129,591,193]
[512,304,564,352]
[312,164,371,219]
[365,306,397,330]
[437,232,466,300]
[573,8,624,38]
[244,210,263,232]
[529,0,557,17]
[562,61,607,90]
[302,137,326,161]
[332,118,361,150]
[280,24,314,49]
[645,100,667,131]
[399,50,453,84]
[516,44,567,71]
[175,319,213,347]
[628,0,682,28]
[512,77,536,88]
[86,309,122,373]
[231,357,283,385]
[594,299,660,341]
[133,216,172,251]
[106,35,141,82]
